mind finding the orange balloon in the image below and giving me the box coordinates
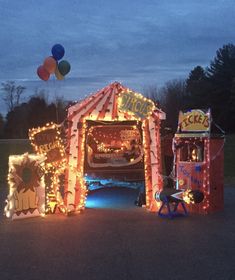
[43,56,57,74]
[55,66,64,80]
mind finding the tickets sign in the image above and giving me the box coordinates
[178,109,211,132]
[118,91,155,119]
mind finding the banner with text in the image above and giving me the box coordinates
[118,91,155,120]
[177,109,211,133]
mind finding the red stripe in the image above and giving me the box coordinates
[68,86,109,121]
[81,93,106,120]
[112,87,119,119]
[67,96,96,121]
[97,88,113,119]
[124,112,133,120]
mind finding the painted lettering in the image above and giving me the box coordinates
[120,92,154,119]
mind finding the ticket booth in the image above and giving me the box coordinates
[174,109,224,214]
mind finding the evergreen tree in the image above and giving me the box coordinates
[0,113,4,138]
[206,43,235,132]
[161,79,188,130]
[186,66,211,108]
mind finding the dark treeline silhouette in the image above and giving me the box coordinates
[0,113,4,138]
[0,92,68,139]
[145,43,235,133]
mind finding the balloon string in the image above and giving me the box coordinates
[52,76,59,124]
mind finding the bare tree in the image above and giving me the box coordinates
[143,84,165,109]
[53,95,69,123]
[1,81,26,112]
[34,88,49,103]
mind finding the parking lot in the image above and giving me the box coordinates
[0,186,234,280]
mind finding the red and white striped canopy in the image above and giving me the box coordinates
[66,81,165,212]
[67,81,165,122]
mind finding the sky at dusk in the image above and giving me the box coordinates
[0,0,235,115]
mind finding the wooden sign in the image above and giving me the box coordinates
[118,91,155,119]
[29,123,65,166]
[178,109,211,132]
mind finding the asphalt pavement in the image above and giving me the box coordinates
[0,186,235,280]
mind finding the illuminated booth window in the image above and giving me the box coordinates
[179,142,204,162]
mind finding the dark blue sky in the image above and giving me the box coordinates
[0,0,235,114]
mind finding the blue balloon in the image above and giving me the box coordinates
[51,44,65,61]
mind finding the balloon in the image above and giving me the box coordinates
[37,65,50,81]
[51,44,65,60]
[58,60,71,76]
[43,56,57,74]
[55,66,64,80]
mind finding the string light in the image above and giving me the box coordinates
[65,82,164,214]
[173,109,224,214]
[29,122,68,215]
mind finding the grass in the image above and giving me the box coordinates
[0,135,234,187]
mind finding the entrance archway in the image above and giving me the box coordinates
[84,119,145,208]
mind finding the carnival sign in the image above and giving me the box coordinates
[118,91,155,119]
[29,123,65,166]
[178,109,211,132]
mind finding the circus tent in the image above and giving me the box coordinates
[65,81,165,212]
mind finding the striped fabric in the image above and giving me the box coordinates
[65,82,165,212]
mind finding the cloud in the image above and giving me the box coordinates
[0,0,235,115]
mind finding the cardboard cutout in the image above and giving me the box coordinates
[5,153,45,219]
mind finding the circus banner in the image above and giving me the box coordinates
[118,90,155,120]
[85,123,143,168]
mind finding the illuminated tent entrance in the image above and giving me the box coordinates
[84,119,145,208]
[65,82,165,212]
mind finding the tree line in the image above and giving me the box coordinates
[0,87,68,138]
[145,43,235,133]
[0,43,235,138]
